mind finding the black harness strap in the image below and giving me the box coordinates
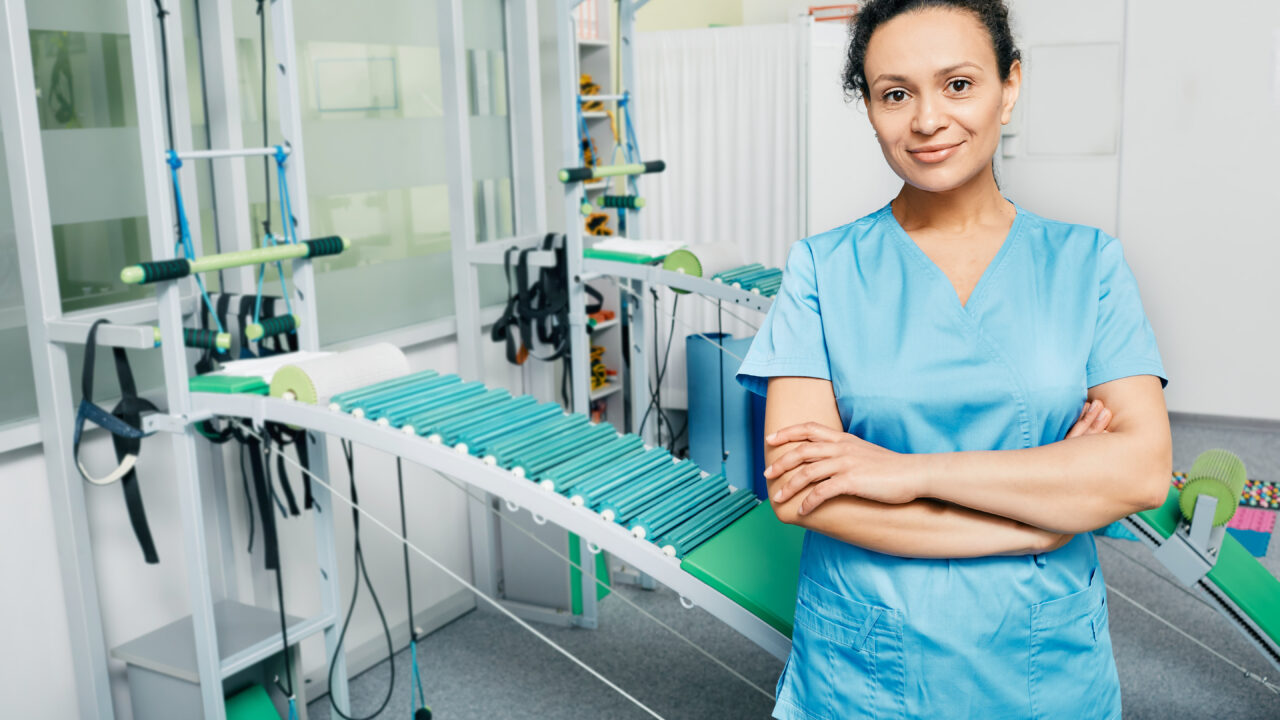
[73,320,160,564]
[267,422,314,510]
[243,430,280,571]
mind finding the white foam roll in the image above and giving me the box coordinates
[269,343,410,405]
[687,242,748,278]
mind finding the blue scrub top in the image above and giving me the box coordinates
[737,202,1166,720]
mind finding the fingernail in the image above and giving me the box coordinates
[766,432,777,443]
[764,465,772,476]
[773,490,782,501]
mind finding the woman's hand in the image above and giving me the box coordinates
[765,399,1114,516]
[764,423,922,514]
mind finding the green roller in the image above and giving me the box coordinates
[1179,449,1248,526]
[351,375,463,416]
[453,403,562,448]
[245,314,300,341]
[661,248,702,295]
[331,370,439,408]
[120,236,350,284]
[597,195,646,210]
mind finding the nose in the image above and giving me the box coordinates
[911,95,947,136]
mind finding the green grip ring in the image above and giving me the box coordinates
[246,313,300,341]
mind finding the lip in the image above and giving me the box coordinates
[908,141,963,164]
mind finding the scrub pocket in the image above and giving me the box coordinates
[775,574,906,720]
[1028,570,1121,720]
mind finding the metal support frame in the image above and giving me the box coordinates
[0,0,114,715]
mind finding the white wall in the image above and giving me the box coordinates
[0,333,523,720]
[1116,0,1280,421]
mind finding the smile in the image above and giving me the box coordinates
[908,142,963,164]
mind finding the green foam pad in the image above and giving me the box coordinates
[1136,487,1280,646]
[225,684,278,720]
[583,248,664,264]
[680,502,804,637]
[189,375,270,395]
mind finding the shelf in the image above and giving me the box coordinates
[590,381,623,401]
[584,181,609,192]
[582,111,609,120]
[588,317,619,333]
[577,39,610,48]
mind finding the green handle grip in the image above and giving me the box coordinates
[245,314,300,341]
[559,160,665,183]
[121,237,350,285]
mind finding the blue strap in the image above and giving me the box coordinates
[411,640,426,712]
[253,146,297,328]
[166,150,228,338]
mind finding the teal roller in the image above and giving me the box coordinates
[330,370,440,410]
[657,489,758,558]
[456,404,565,452]
[515,425,619,479]
[574,450,674,508]
[593,463,687,521]
[506,423,613,476]
[486,415,586,463]
[539,437,645,492]
[376,382,487,425]
[452,403,563,449]
[401,389,511,433]
[557,446,665,496]
[492,417,591,467]
[600,464,703,524]
[346,375,462,416]
[433,396,538,441]
[628,474,728,541]
[598,464,701,524]
[712,264,764,282]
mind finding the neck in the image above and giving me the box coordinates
[892,164,1011,233]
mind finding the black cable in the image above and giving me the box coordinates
[256,0,272,239]
[717,300,728,471]
[328,440,396,720]
[638,291,679,445]
[398,458,416,643]
[151,1,184,241]
[238,440,255,553]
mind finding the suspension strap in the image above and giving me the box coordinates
[72,320,160,563]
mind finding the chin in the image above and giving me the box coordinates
[894,161,987,194]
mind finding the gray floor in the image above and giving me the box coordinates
[309,417,1280,719]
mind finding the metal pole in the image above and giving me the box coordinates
[126,0,225,716]
[177,146,290,161]
[268,0,350,711]
[0,0,114,716]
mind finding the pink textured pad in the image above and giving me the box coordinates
[1228,507,1278,533]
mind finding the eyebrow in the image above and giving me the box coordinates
[871,62,982,86]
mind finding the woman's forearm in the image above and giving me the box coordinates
[916,432,1169,534]
[771,488,1065,559]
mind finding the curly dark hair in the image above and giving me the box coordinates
[843,0,1021,101]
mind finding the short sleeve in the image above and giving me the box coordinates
[735,240,831,397]
[1086,236,1167,388]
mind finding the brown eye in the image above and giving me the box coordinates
[884,90,907,103]
[949,79,971,93]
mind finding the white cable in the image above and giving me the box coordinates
[242,428,667,719]
[1105,583,1280,694]
[262,427,776,702]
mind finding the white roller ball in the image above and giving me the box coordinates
[600,509,616,523]
[376,417,389,427]
[631,526,646,540]
[512,467,526,478]
[453,443,469,455]
[352,408,366,419]
[401,425,416,435]
[327,402,341,412]
[483,455,497,465]
[570,496,584,507]
[662,545,676,557]
[540,480,555,491]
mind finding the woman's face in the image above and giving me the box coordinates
[863,8,1020,194]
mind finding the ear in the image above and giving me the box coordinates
[1000,59,1022,125]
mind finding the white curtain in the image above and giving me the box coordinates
[633,24,803,409]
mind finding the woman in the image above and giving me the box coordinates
[735,1,1172,718]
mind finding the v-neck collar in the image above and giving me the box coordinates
[880,200,1024,314]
